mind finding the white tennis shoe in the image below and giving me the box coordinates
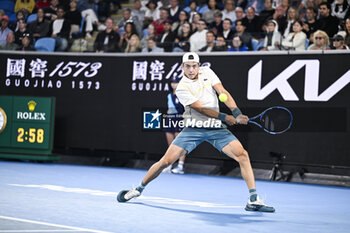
[171,165,184,174]
[117,188,141,202]
[245,196,275,212]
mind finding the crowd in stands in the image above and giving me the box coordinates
[0,0,349,52]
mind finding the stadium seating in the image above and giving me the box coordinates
[34,37,56,52]
[27,13,37,24]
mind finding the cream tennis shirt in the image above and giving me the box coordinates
[176,66,222,125]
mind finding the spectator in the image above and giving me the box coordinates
[172,10,188,36]
[9,10,25,32]
[173,21,192,51]
[332,34,349,49]
[283,7,299,38]
[44,0,59,21]
[51,6,71,51]
[0,33,19,50]
[191,12,201,32]
[222,18,235,42]
[140,23,156,50]
[77,0,106,38]
[185,0,199,23]
[119,21,138,52]
[208,11,223,35]
[331,0,349,21]
[169,0,182,22]
[152,7,170,36]
[232,6,245,31]
[307,29,330,49]
[263,19,281,50]
[35,0,51,12]
[282,20,307,50]
[190,19,208,51]
[14,19,31,46]
[28,8,50,41]
[203,0,220,24]
[199,30,216,51]
[157,19,175,52]
[17,33,35,50]
[228,34,248,51]
[345,17,350,46]
[213,34,228,50]
[0,16,13,45]
[221,0,236,23]
[242,7,263,39]
[142,36,164,52]
[144,0,160,24]
[15,0,35,16]
[273,5,287,34]
[94,18,121,52]
[116,8,142,38]
[65,0,82,36]
[235,19,253,50]
[235,6,245,21]
[125,34,141,52]
[132,0,145,24]
[317,2,339,37]
[259,0,275,29]
[303,7,320,39]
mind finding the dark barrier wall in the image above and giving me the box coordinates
[0,51,349,168]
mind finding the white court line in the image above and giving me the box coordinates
[9,184,245,208]
[0,216,113,233]
[0,230,83,232]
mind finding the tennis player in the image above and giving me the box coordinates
[117,52,275,212]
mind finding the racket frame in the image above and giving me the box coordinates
[248,106,293,135]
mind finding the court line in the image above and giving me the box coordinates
[0,216,113,233]
[0,230,84,232]
[9,184,245,208]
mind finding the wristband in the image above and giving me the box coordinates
[218,112,227,122]
[232,108,242,118]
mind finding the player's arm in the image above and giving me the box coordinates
[189,100,237,126]
[213,83,249,125]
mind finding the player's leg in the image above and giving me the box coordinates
[171,132,186,174]
[142,144,186,184]
[221,140,275,212]
[222,140,255,190]
[163,132,177,173]
[117,144,186,202]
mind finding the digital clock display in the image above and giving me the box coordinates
[12,123,50,149]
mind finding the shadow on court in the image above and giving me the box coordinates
[127,202,274,226]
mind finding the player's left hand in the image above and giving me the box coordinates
[236,114,249,125]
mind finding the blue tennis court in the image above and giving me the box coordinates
[0,161,349,233]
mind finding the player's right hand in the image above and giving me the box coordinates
[225,115,237,126]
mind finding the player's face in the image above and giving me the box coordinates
[182,62,199,80]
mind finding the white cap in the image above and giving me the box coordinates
[182,52,200,64]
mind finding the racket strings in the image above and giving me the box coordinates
[261,109,292,133]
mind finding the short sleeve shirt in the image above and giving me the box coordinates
[176,66,222,124]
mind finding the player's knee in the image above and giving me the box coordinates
[159,158,172,169]
[236,149,249,163]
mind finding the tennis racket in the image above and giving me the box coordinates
[239,106,293,135]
